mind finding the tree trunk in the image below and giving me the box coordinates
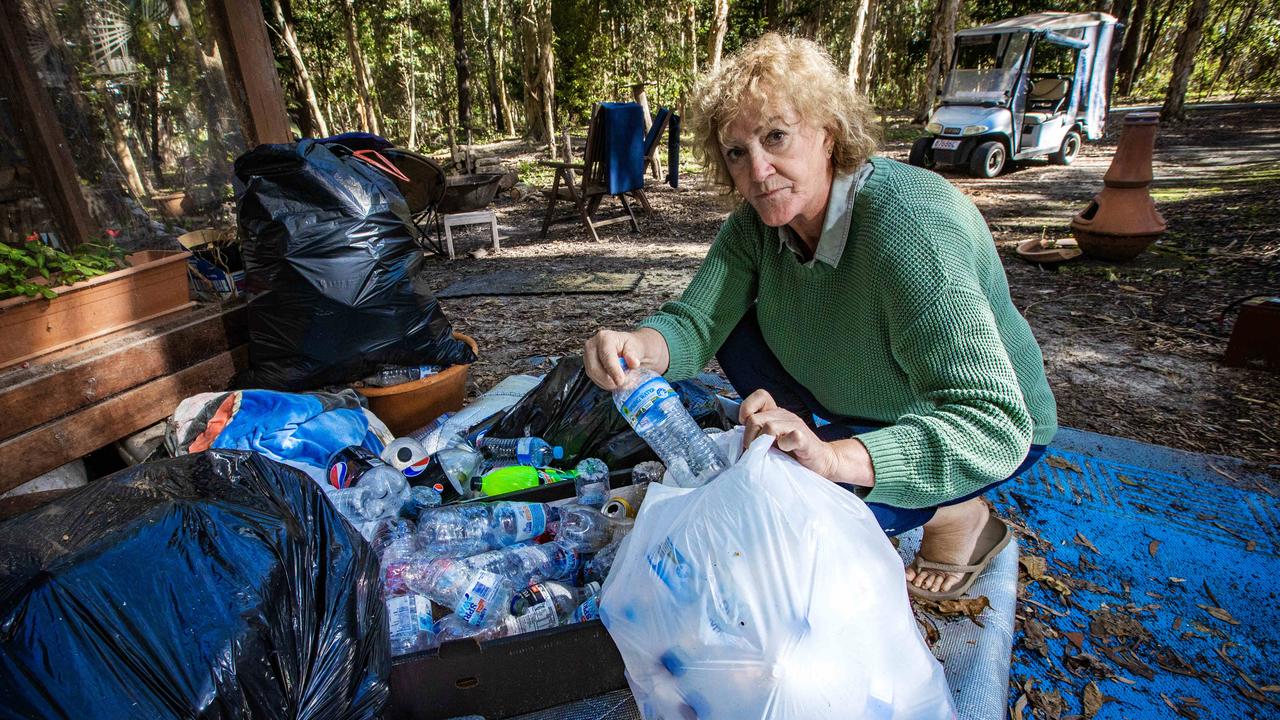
[494,0,515,134]
[448,0,473,144]
[1160,0,1210,122]
[97,84,151,200]
[707,0,729,72]
[519,0,555,154]
[914,0,959,123]
[482,0,505,134]
[858,0,880,97]
[270,0,329,137]
[847,0,872,89]
[1133,0,1172,88]
[686,1,698,77]
[1115,0,1148,95]
[170,0,237,189]
[339,0,381,135]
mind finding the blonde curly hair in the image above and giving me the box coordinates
[689,33,879,193]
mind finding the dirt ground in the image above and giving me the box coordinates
[425,103,1280,479]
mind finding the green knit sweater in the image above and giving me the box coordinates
[639,156,1057,509]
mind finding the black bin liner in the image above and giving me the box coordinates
[482,356,724,469]
[0,451,389,720]
[235,140,475,390]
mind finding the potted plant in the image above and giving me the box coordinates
[0,234,192,367]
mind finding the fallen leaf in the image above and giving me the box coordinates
[1099,646,1155,680]
[1046,455,1082,473]
[1198,604,1241,625]
[1065,631,1085,650]
[920,595,991,620]
[1082,681,1108,719]
[1064,652,1115,679]
[1076,532,1100,554]
[1023,619,1050,657]
[1020,555,1049,580]
[1247,540,1257,552]
[1173,616,1183,630]
[1012,694,1028,720]
[1155,647,1204,678]
[1116,474,1140,487]
[1170,577,1186,583]
[1148,540,1160,558]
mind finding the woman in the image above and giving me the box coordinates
[584,34,1057,600]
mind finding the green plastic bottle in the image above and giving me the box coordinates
[478,465,579,497]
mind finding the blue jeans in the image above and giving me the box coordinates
[715,307,1046,536]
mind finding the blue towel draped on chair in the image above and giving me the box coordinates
[599,102,646,195]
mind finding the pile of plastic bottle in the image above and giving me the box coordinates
[318,358,730,657]
[374,488,649,656]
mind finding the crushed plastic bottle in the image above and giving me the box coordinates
[479,436,565,466]
[573,458,611,508]
[401,485,443,520]
[612,359,728,488]
[387,593,437,656]
[404,557,513,627]
[462,541,582,587]
[374,518,418,596]
[488,501,553,546]
[555,504,613,553]
[571,592,601,623]
[631,461,666,485]
[415,504,496,558]
[510,580,602,629]
[361,364,441,388]
[583,538,622,585]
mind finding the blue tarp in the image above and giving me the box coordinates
[599,102,646,195]
[995,428,1280,719]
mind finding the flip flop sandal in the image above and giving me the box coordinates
[907,514,1013,601]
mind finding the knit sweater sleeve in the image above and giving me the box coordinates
[636,209,759,380]
[858,200,1034,509]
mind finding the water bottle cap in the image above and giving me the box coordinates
[617,356,629,371]
[552,446,565,460]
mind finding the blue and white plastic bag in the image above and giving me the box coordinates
[600,428,954,720]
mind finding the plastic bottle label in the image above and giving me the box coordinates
[515,437,537,465]
[509,592,559,634]
[509,504,548,543]
[572,595,600,623]
[646,538,698,603]
[387,594,432,642]
[618,377,675,426]
[456,571,504,626]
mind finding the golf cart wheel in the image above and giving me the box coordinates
[970,141,1006,178]
[1051,130,1082,166]
[908,138,935,169]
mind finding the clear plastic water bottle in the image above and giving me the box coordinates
[324,466,409,524]
[386,593,437,656]
[434,613,513,643]
[631,461,666,485]
[401,485,443,520]
[555,504,613,553]
[373,518,418,596]
[573,458,611,508]
[500,541,582,586]
[415,505,496,558]
[511,580,602,626]
[404,557,513,627]
[479,436,565,466]
[583,538,622,585]
[612,359,728,488]
[571,591,601,623]
[362,364,441,388]
[487,501,552,546]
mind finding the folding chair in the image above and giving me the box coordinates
[540,102,666,242]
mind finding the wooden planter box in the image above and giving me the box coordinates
[0,250,193,369]
[356,333,478,436]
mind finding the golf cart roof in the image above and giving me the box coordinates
[956,11,1117,37]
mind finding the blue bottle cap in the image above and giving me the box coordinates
[617,357,629,371]
[552,446,565,460]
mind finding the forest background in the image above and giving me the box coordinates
[7,0,1278,224]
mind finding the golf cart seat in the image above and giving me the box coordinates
[1024,78,1070,125]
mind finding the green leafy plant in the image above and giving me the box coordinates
[0,235,129,301]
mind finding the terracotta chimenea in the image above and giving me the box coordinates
[1071,112,1166,261]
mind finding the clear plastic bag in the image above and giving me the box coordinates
[600,428,955,720]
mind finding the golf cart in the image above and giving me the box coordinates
[909,11,1119,178]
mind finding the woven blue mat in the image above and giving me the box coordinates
[993,428,1280,719]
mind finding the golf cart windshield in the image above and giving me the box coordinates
[943,32,1029,104]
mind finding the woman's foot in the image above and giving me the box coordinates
[904,497,991,595]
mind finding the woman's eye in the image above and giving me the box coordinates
[725,147,745,161]
[765,130,786,145]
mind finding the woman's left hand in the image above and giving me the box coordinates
[739,389,839,479]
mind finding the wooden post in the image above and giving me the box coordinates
[0,3,96,247]
[630,81,661,179]
[205,0,292,146]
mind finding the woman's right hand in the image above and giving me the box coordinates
[583,328,669,391]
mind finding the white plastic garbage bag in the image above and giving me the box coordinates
[600,428,955,720]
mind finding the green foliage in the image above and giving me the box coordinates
[0,239,128,302]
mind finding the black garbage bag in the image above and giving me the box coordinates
[235,140,474,390]
[0,451,389,720]
[483,356,725,469]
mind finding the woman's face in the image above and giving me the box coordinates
[720,102,834,237]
